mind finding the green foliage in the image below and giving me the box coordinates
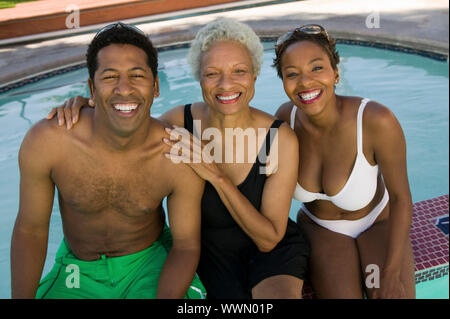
[0,0,38,10]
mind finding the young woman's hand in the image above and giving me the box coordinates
[46,96,91,129]
[373,270,407,299]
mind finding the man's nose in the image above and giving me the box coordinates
[114,76,133,95]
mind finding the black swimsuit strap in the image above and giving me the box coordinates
[184,104,194,133]
[257,119,283,167]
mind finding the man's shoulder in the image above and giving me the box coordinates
[22,117,63,148]
[19,118,65,171]
[20,111,92,162]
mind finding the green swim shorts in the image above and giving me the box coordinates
[36,226,206,299]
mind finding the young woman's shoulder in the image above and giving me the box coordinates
[363,99,399,132]
[341,96,397,127]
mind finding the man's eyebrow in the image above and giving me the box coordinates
[100,68,117,74]
[129,67,148,72]
[100,67,148,73]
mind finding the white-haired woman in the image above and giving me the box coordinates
[47,18,310,299]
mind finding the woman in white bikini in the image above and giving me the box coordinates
[273,24,415,298]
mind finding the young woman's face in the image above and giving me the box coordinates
[199,40,257,115]
[280,40,339,116]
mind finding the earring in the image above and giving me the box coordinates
[88,99,95,107]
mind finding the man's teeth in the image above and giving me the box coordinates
[217,93,240,101]
[299,90,321,101]
[114,104,138,112]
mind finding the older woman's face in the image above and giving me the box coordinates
[199,40,256,115]
[280,40,338,116]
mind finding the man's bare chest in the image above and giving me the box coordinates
[52,151,171,216]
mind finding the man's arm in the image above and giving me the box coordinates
[11,120,56,298]
[156,165,204,298]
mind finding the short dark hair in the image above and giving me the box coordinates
[273,32,340,79]
[86,23,158,81]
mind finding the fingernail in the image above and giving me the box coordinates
[72,117,77,124]
[165,127,172,133]
[163,138,169,143]
[58,119,63,126]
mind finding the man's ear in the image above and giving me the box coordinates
[153,75,160,98]
[88,78,95,106]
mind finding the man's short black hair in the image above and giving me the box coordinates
[86,23,158,82]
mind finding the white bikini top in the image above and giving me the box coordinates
[292,98,379,211]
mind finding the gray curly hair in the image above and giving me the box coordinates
[187,18,264,81]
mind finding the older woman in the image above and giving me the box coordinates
[273,25,416,298]
[46,18,310,299]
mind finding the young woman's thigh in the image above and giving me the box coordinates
[299,221,364,299]
[356,219,416,298]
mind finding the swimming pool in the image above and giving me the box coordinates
[0,41,448,298]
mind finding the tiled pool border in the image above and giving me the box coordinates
[302,194,449,298]
[0,37,447,95]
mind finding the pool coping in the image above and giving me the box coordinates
[0,36,447,95]
[0,0,448,89]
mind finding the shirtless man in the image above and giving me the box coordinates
[10,23,205,299]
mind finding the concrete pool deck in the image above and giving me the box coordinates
[0,0,448,87]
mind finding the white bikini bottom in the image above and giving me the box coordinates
[300,188,389,239]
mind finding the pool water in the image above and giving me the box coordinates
[0,42,448,298]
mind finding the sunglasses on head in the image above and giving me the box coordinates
[275,24,329,49]
[94,22,146,40]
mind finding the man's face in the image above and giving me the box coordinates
[89,43,159,136]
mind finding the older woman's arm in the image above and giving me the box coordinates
[165,122,299,252]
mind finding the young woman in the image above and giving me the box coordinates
[273,25,415,298]
[46,19,310,299]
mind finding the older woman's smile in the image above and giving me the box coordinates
[216,92,241,103]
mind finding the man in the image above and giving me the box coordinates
[11,23,205,299]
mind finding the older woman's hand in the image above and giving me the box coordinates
[46,96,91,129]
[163,126,224,184]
